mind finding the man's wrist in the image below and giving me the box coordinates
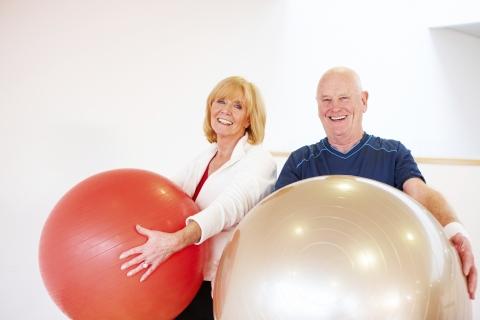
[444,222,469,239]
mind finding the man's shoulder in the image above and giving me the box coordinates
[364,134,404,152]
[290,140,325,158]
[244,143,276,164]
[283,140,328,169]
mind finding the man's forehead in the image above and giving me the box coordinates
[318,75,360,94]
[318,69,362,92]
[318,83,355,95]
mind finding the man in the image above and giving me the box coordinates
[275,66,477,299]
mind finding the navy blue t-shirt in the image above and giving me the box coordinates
[275,133,424,191]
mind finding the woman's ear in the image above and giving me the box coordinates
[245,116,251,129]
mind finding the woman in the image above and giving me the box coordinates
[119,76,277,319]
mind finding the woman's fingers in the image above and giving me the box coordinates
[136,224,151,236]
[121,255,162,282]
[126,262,146,277]
[120,252,145,270]
[119,227,181,282]
[140,260,161,282]
[119,245,143,260]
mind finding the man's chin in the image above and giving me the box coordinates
[326,127,348,137]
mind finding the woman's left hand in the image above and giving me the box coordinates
[119,224,182,282]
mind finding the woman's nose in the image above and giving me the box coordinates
[219,102,233,112]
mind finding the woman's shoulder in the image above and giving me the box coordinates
[244,143,274,160]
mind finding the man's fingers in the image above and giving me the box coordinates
[462,253,474,276]
[467,266,477,300]
[457,246,474,276]
[451,235,477,299]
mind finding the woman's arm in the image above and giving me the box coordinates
[188,149,277,244]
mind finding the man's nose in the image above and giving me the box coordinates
[331,100,340,109]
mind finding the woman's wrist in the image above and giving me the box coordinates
[176,220,202,250]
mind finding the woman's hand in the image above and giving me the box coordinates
[119,224,183,282]
[119,221,202,282]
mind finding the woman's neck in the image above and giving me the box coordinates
[209,134,244,174]
[216,133,243,159]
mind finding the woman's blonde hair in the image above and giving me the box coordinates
[203,76,266,145]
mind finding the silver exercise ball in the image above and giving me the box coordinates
[214,176,471,320]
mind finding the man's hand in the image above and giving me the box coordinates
[450,233,477,299]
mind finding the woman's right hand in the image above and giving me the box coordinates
[119,224,183,282]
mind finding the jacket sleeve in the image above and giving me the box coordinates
[187,149,277,244]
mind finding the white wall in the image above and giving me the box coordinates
[1,0,479,319]
[266,0,480,158]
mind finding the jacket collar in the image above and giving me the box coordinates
[208,133,250,173]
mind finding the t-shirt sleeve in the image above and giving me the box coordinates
[394,142,425,190]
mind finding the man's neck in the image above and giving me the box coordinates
[328,131,364,154]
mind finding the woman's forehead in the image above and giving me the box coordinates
[216,85,245,101]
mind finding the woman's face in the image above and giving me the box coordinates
[210,92,250,142]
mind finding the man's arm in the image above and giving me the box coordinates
[403,177,477,299]
[403,177,456,225]
[275,154,301,191]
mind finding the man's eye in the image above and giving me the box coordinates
[340,96,349,101]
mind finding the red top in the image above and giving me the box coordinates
[192,162,210,201]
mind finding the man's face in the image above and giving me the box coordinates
[316,72,368,140]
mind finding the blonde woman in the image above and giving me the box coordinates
[120,76,277,318]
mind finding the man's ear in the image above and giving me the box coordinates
[361,91,369,112]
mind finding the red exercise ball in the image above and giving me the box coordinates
[39,169,204,320]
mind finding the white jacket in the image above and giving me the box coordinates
[171,134,277,281]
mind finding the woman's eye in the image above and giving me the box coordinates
[216,99,225,104]
[234,104,242,109]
